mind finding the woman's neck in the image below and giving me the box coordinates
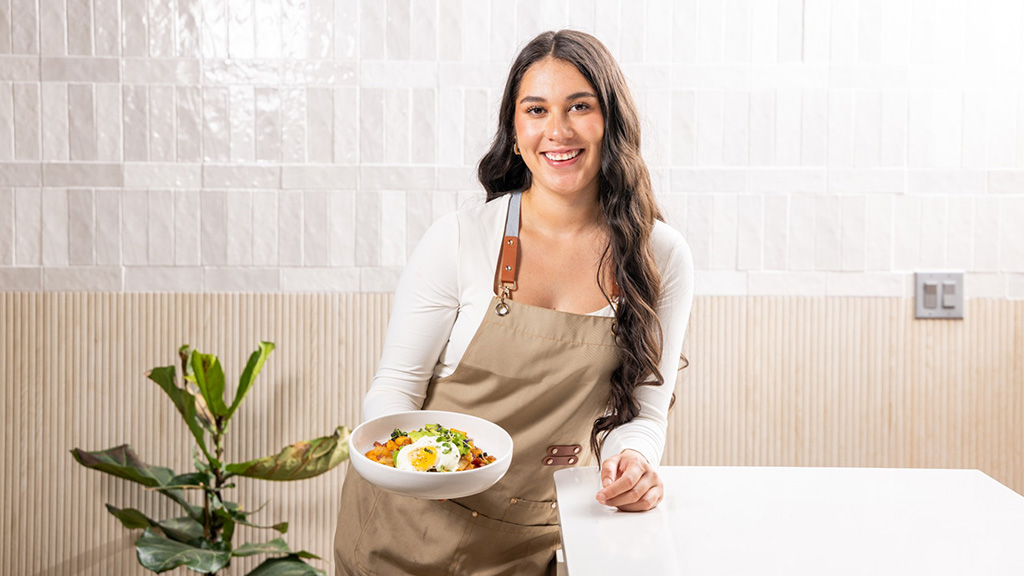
[520,186,604,238]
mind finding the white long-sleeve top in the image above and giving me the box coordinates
[363,193,695,466]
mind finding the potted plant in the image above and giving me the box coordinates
[72,342,350,575]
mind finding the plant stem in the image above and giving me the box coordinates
[215,416,226,500]
[210,416,226,544]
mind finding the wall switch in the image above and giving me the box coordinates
[923,282,938,308]
[941,281,956,308]
[915,272,964,319]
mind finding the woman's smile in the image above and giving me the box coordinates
[542,148,583,164]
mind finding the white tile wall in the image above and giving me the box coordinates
[0,188,15,266]
[14,187,40,264]
[0,85,12,161]
[0,0,1022,296]
[94,188,120,266]
[40,187,68,266]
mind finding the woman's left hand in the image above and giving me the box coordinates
[595,449,664,512]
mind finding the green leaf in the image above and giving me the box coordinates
[178,344,192,377]
[146,366,213,461]
[156,516,206,544]
[106,506,205,545]
[225,426,351,481]
[190,352,230,418]
[163,471,212,490]
[228,341,275,419]
[106,505,154,530]
[214,499,288,534]
[247,555,326,576]
[135,528,231,574]
[72,445,174,488]
[209,494,238,544]
[232,538,318,559]
[160,489,204,524]
[72,445,203,521]
[236,518,288,533]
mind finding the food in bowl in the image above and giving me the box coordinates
[349,410,513,499]
[364,424,496,472]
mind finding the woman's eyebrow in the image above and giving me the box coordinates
[566,91,598,100]
[518,91,598,105]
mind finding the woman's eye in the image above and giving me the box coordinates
[525,106,545,115]
[569,102,590,112]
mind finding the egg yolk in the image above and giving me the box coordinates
[409,446,437,471]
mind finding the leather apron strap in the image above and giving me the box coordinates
[496,192,521,316]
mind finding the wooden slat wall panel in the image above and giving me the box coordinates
[666,296,1024,490]
[1,293,392,576]
[1,294,1022,574]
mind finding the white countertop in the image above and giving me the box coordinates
[554,466,1024,575]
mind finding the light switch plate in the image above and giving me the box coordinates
[915,272,964,319]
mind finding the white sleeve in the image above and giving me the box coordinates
[599,229,695,465]
[362,212,461,421]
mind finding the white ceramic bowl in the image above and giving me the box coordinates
[349,410,513,500]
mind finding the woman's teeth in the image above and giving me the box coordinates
[543,150,580,161]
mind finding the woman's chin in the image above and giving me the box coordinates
[530,176,601,199]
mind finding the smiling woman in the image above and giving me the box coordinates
[514,59,605,201]
[334,29,694,576]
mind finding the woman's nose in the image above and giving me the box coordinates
[546,112,574,140]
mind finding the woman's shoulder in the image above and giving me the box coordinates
[455,193,510,225]
[651,219,692,268]
[419,194,508,245]
[449,193,512,245]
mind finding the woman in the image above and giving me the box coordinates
[335,30,693,575]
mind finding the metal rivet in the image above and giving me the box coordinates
[569,457,576,464]
[471,511,478,518]
[550,502,558,509]
[573,447,581,454]
[507,239,514,245]
[510,498,517,504]
[546,458,554,465]
[551,448,558,454]
[505,265,511,271]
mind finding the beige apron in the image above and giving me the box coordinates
[335,194,621,576]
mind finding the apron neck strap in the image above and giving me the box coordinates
[499,192,522,290]
[497,191,621,302]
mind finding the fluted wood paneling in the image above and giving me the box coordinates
[665,297,1024,494]
[2,293,392,576]
[1,294,1022,575]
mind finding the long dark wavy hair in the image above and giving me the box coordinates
[477,30,667,458]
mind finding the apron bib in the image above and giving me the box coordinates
[335,193,621,576]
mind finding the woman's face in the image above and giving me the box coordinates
[514,57,605,200]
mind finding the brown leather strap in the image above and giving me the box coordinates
[498,193,523,290]
[546,445,581,456]
[499,236,518,286]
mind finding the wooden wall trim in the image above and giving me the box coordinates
[2,294,1021,574]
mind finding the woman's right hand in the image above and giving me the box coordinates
[595,449,664,512]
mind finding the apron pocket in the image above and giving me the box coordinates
[352,491,473,576]
[450,510,561,576]
[500,497,560,527]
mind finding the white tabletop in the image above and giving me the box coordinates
[554,466,1024,576]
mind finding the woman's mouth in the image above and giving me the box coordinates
[542,149,582,163]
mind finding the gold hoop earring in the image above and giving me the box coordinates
[513,141,521,155]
